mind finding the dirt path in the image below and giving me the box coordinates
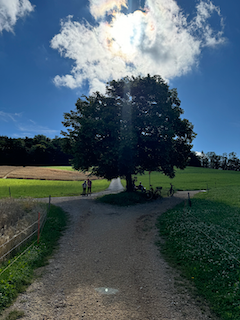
[2,191,217,320]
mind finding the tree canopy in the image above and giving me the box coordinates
[0,135,71,166]
[62,75,196,190]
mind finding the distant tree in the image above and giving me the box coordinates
[188,151,201,167]
[62,75,196,191]
[228,152,240,171]
[219,152,228,170]
[199,151,209,168]
[206,152,221,169]
[0,135,71,166]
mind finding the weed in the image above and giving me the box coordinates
[4,310,24,320]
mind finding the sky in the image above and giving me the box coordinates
[0,0,239,156]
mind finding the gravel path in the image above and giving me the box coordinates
[1,190,217,320]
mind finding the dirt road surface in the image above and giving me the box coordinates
[2,190,217,320]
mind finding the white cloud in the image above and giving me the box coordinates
[195,151,204,157]
[50,0,225,93]
[18,124,58,136]
[17,119,58,136]
[0,111,21,122]
[89,0,128,19]
[0,0,34,33]
[0,111,58,137]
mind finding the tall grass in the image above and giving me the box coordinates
[0,179,110,199]
[157,186,240,320]
[0,199,47,260]
[0,204,68,312]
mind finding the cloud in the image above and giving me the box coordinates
[89,0,128,19]
[0,111,58,137]
[18,124,58,136]
[50,0,225,93]
[0,0,34,33]
[0,111,21,122]
[17,119,58,136]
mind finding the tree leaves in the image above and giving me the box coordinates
[62,75,196,187]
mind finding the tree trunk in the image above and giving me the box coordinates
[126,173,133,192]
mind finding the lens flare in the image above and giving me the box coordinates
[104,9,156,61]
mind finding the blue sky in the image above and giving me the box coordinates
[0,0,239,156]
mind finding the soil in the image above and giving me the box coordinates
[0,166,100,181]
[0,190,218,320]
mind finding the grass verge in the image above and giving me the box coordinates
[156,187,240,320]
[0,204,68,313]
[97,191,151,206]
[0,179,110,199]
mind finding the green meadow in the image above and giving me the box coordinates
[0,179,110,199]
[156,169,240,320]
[2,166,240,319]
[1,166,240,199]
[123,166,240,191]
[44,166,75,171]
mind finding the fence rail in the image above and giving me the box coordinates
[0,196,51,265]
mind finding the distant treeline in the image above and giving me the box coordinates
[189,151,240,171]
[0,135,72,166]
[1,135,239,171]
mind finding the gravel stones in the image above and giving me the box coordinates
[1,191,218,320]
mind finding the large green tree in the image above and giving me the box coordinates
[62,75,196,191]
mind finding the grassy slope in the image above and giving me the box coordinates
[0,179,110,199]
[122,167,240,192]
[157,169,240,320]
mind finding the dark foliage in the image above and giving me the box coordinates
[197,151,240,171]
[0,135,72,166]
[62,75,196,191]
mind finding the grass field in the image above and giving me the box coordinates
[44,166,75,171]
[123,167,240,194]
[0,166,97,181]
[1,165,240,319]
[157,178,240,319]
[0,179,110,199]
[2,166,240,199]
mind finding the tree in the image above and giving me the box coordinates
[200,151,209,168]
[62,75,196,191]
[228,152,240,171]
[220,153,228,170]
[206,152,221,169]
[188,151,201,167]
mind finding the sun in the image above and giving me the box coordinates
[105,10,146,60]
